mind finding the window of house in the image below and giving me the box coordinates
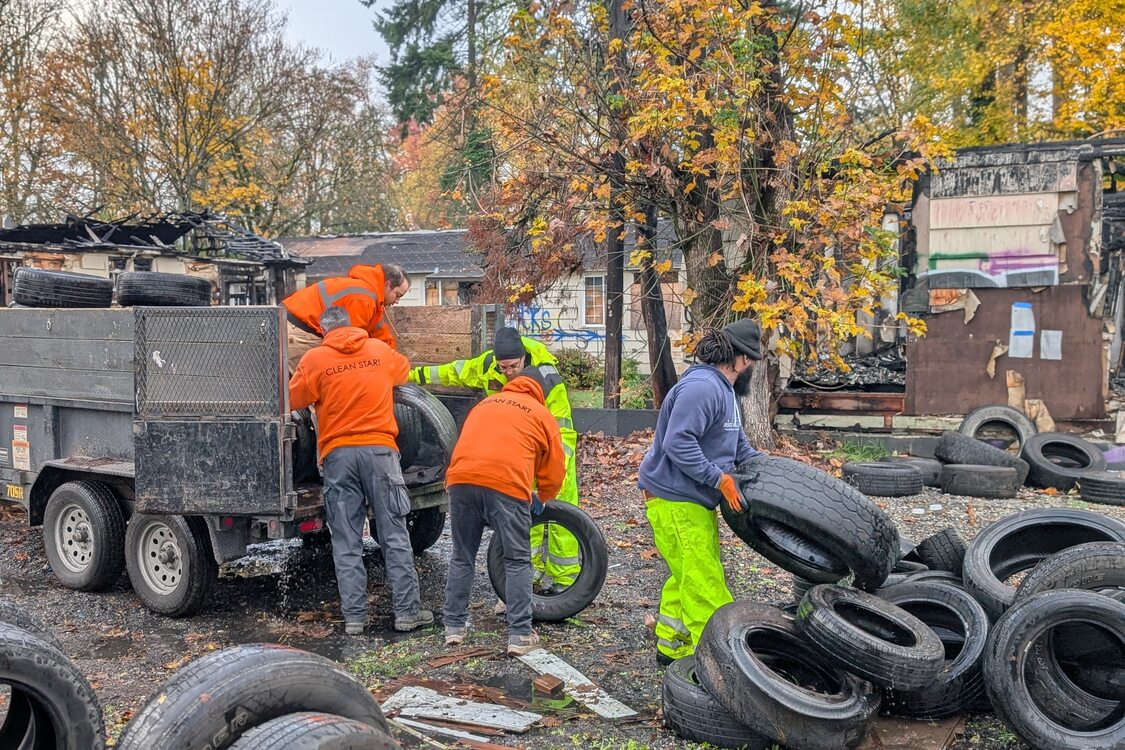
[583,275,605,326]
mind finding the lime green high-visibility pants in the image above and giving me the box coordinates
[531,449,580,587]
[646,497,734,660]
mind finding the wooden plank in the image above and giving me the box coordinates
[425,647,494,669]
[397,332,474,365]
[395,718,495,744]
[0,308,134,340]
[929,226,1052,257]
[929,193,1059,229]
[778,391,904,414]
[516,650,637,719]
[0,338,133,371]
[381,686,542,733]
[0,365,134,403]
[533,674,564,697]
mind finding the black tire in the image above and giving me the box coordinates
[984,590,1125,750]
[879,456,943,486]
[393,401,423,468]
[42,481,126,592]
[914,528,968,576]
[1020,432,1107,491]
[876,581,990,719]
[661,656,772,749]
[892,559,929,574]
[959,405,1036,451]
[0,623,105,750]
[963,508,1125,621]
[124,514,217,617]
[939,464,1021,498]
[899,534,920,562]
[898,569,965,589]
[792,575,816,604]
[12,267,113,308]
[0,598,65,652]
[1076,472,1125,506]
[1024,628,1119,730]
[292,409,321,485]
[392,384,457,472]
[116,645,390,750]
[115,271,212,307]
[796,584,946,690]
[487,501,607,622]
[230,712,398,750]
[694,601,880,749]
[841,462,923,497]
[406,507,445,554]
[934,431,1030,486]
[722,456,899,590]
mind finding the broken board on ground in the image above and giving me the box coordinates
[516,650,637,719]
[381,686,543,733]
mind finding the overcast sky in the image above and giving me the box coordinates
[281,0,391,65]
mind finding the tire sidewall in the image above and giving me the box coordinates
[43,482,124,591]
[124,514,215,617]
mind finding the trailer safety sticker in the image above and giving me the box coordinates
[12,441,30,471]
[6,484,23,500]
[13,425,27,442]
[13,405,27,419]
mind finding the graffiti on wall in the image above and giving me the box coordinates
[512,304,606,350]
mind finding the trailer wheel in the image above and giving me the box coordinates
[406,507,445,554]
[43,481,126,592]
[125,514,217,617]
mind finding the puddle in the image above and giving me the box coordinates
[0,573,51,597]
[482,674,577,712]
[90,635,133,659]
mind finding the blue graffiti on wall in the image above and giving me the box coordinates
[512,304,605,350]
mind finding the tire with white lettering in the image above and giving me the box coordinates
[115,271,212,306]
[392,384,457,472]
[1020,433,1106,491]
[842,462,923,497]
[115,645,390,750]
[487,501,607,622]
[934,431,1029,486]
[13,267,113,308]
[230,712,397,749]
[662,656,773,749]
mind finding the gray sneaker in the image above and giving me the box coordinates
[345,621,365,636]
[444,625,467,647]
[394,609,435,632]
[507,631,541,656]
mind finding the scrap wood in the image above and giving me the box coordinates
[388,718,452,749]
[532,674,564,696]
[395,718,520,749]
[374,676,526,709]
[426,646,494,669]
[516,650,637,719]
[421,719,505,736]
[381,686,543,733]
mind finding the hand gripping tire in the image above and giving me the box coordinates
[661,656,773,749]
[0,597,65,652]
[841,462,923,497]
[962,508,1125,621]
[721,456,899,590]
[795,584,946,691]
[876,581,990,719]
[983,590,1125,750]
[1076,472,1125,506]
[958,405,1037,451]
[694,601,880,750]
[0,623,105,750]
[115,271,212,307]
[933,431,1029,486]
[913,528,968,576]
[115,644,390,750]
[487,501,608,622]
[1020,432,1107,491]
[938,464,1021,499]
[878,456,943,486]
[229,712,398,750]
[12,267,113,308]
[392,384,458,472]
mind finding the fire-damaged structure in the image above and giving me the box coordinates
[0,212,308,306]
[783,138,1125,430]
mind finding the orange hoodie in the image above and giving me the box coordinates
[281,264,398,348]
[288,326,410,459]
[445,376,566,502]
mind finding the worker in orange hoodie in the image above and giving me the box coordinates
[289,305,433,636]
[283,263,410,371]
[441,367,565,656]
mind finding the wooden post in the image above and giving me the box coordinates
[603,0,627,409]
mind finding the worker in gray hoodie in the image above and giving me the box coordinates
[638,320,764,664]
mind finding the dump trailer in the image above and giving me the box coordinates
[0,305,454,617]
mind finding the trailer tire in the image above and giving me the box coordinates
[0,598,65,652]
[0,623,105,750]
[487,501,607,622]
[962,508,1125,621]
[1020,432,1106,491]
[115,271,212,307]
[392,385,457,472]
[116,645,390,750]
[959,405,1036,451]
[43,481,126,592]
[914,528,968,576]
[406,507,445,554]
[125,514,217,617]
[694,601,880,749]
[1076,472,1125,506]
[661,656,772,749]
[841,462,923,497]
[878,456,943,486]
[934,431,1029,486]
[230,712,398,750]
[13,267,113,308]
[938,464,1020,498]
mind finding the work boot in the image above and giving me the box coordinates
[394,609,435,632]
[655,651,676,667]
[444,625,467,647]
[345,621,365,636]
[507,631,541,656]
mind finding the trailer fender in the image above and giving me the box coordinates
[28,460,134,526]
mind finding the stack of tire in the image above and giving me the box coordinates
[115,644,400,749]
[0,597,106,749]
[11,267,212,308]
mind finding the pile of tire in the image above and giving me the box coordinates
[660,454,1125,750]
[0,597,106,749]
[116,644,400,749]
[9,267,213,308]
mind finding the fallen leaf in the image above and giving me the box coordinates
[163,655,191,670]
[639,547,660,560]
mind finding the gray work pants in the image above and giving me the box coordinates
[321,445,420,623]
[443,484,533,636]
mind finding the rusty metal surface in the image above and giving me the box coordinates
[905,286,1105,419]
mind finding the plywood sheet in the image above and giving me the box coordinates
[930,193,1059,229]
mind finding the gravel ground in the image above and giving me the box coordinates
[0,432,1123,749]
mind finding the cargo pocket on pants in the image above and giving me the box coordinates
[386,476,411,518]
